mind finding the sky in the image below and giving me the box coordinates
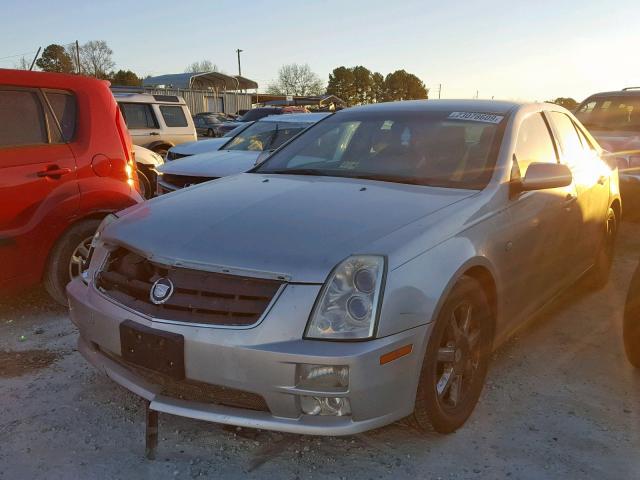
[1,0,639,102]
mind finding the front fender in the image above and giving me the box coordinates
[377,236,499,338]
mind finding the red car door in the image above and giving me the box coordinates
[0,87,79,291]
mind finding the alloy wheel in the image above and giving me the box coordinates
[435,301,483,410]
[68,235,93,281]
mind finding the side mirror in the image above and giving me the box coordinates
[521,162,573,191]
[255,149,274,166]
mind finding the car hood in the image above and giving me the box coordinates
[133,145,163,167]
[590,130,640,153]
[158,150,259,178]
[169,138,228,157]
[105,173,476,283]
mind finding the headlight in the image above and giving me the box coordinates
[305,255,385,340]
[81,214,118,282]
[152,152,165,166]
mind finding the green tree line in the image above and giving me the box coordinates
[327,66,428,105]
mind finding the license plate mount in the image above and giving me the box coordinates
[120,320,185,380]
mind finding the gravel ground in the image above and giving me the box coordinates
[1,223,639,480]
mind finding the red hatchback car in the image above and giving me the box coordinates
[0,69,142,304]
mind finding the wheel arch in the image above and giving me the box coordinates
[40,210,114,281]
[146,140,174,153]
[432,257,499,341]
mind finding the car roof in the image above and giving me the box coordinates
[0,68,109,90]
[113,92,187,105]
[344,99,522,115]
[258,112,331,123]
[582,88,640,100]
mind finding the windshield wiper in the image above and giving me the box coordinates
[338,172,429,185]
[265,168,327,176]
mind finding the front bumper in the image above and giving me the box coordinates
[67,278,429,436]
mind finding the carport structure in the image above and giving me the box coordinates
[143,72,259,114]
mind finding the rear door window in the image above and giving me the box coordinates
[160,105,188,127]
[45,91,77,142]
[0,90,47,148]
[119,102,158,129]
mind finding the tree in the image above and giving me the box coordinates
[384,70,428,101]
[352,66,373,105]
[35,44,74,73]
[547,97,578,110]
[327,66,428,105]
[266,63,325,96]
[80,40,114,79]
[110,69,141,86]
[185,60,219,73]
[327,66,356,105]
[14,56,31,70]
[370,72,386,103]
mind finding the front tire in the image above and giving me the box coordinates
[137,168,152,199]
[412,276,493,433]
[44,219,101,306]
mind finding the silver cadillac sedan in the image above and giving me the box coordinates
[67,100,620,436]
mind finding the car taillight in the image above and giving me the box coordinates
[115,108,140,190]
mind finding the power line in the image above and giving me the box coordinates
[0,49,39,61]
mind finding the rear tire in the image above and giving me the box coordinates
[44,219,101,306]
[412,276,493,434]
[624,263,640,368]
[585,206,617,290]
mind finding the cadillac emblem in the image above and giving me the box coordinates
[150,278,174,305]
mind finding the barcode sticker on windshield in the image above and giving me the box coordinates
[448,112,504,124]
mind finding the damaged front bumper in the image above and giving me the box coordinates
[67,278,429,436]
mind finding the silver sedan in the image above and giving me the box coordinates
[67,99,620,435]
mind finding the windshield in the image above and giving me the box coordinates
[224,121,309,152]
[239,109,281,122]
[256,110,505,189]
[575,96,640,131]
[222,122,252,137]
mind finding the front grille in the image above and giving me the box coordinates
[96,248,283,326]
[103,350,269,412]
[162,173,217,189]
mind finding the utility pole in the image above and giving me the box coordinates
[75,40,81,74]
[29,47,41,71]
[236,49,243,76]
[438,83,442,99]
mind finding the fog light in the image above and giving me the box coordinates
[300,396,322,415]
[296,364,349,392]
[300,396,351,416]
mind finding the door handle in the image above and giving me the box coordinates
[37,166,71,178]
[149,132,160,136]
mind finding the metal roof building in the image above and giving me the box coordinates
[142,72,259,115]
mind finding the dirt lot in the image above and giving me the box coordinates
[1,224,639,480]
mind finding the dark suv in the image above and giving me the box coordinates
[0,69,142,304]
[575,88,640,206]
